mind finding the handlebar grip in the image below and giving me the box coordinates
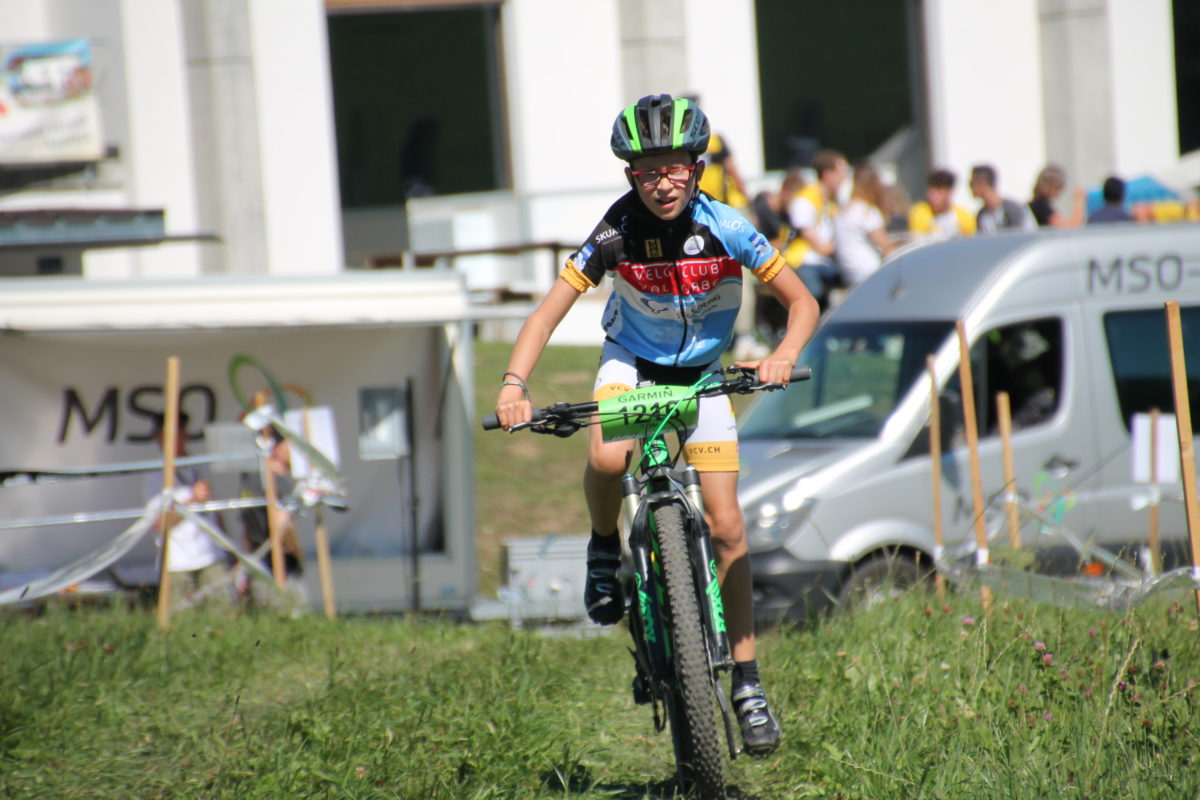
[790,365,813,382]
[481,408,548,431]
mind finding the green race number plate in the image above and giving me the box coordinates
[598,384,700,442]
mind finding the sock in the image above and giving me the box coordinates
[589,529,620,556]
[732,659,760,689]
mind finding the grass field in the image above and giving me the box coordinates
[3,591,1198,798]
[4,342,1199,798]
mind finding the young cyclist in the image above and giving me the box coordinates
[494,94,819,755]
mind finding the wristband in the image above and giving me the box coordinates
[501,371,526,383]
[500,380,529,399]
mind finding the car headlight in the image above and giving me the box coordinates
[746,493,817,552]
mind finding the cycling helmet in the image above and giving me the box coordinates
[610,94,710,161]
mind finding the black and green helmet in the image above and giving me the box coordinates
[610,94,710,161]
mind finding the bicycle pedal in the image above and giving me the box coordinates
[632,675,652,705]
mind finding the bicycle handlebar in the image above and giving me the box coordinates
[481,364,811,432]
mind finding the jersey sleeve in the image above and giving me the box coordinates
[559,207,623,292]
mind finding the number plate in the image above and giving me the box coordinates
[598,384,700,442]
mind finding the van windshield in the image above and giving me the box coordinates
[739,320,955,440]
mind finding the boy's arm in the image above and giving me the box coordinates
[734,263,819,387]
[495,277,584,429]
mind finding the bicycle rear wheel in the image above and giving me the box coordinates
[654,502,726,799]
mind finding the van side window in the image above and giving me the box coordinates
[938,318,1064,440]
[1102,305,1200,431]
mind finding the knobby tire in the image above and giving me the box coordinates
[654,503,725,799]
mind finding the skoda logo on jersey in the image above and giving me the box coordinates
[683,235,705,256]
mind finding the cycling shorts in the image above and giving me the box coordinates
[593,339,739,473]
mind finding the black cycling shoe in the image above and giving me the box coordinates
[584,542,625,625]
[732,682,782,756]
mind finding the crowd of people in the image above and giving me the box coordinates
[712,143,1198,354]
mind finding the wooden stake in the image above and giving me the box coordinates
[1148,407,1161,575]
[301,407,338,619]
[156,356,181,631]
[956,321,991,612]
[996,392,1021,549]
[1164,301,1200,617]
[927,356,945,602]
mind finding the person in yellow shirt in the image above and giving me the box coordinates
[908,168,976,239]
[787,149,848,309]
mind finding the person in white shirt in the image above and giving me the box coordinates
[787,149,849,309]
[834,162,895,287]
[144,412,231,609]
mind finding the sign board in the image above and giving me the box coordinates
[0,39,104,163]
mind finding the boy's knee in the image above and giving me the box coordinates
[587,448,631,480]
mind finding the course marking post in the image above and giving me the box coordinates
[927,356,945,602]
[1164,301,1200,617]
[956,321,991,612]
[996,392,1021,550]
[156,356,181,631]
[1149,408,1161,574]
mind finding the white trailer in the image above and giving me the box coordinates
[0,271,483,613]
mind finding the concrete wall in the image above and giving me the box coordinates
[2,0,343,278]
[923,0,1047,208]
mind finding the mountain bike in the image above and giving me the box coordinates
[483,364,811,799]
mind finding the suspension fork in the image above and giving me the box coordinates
[681,466,732,669]
[624,474,671,681]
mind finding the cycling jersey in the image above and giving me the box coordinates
[560,190,786,367]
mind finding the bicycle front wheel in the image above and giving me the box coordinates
[654,502,726,799]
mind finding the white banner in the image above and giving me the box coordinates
[0,38,104,164]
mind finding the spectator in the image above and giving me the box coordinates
[685,93,751,215]
[748,169,807,347]
[1087,176,1136,224]
[788,148,849,308]
[237,426,306,606]
[144,412,232,610]
[834,162,895,288]
[970,164,1036,233]
[1028,163,1084,227]
[908,168,976,238]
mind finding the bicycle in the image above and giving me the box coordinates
[483,363,812,799]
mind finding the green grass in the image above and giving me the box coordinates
[3,591,1199,798]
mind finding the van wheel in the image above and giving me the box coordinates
[836,553,925,611]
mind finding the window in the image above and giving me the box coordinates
[740,320,953,440]
[328,7,507,207]
[1103,305,1200,430]
[940,318,1065,440]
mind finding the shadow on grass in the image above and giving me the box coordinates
[543,765,764,799]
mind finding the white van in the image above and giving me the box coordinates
[737,224,1200,622]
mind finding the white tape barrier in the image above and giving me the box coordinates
[935,496,1200,612]
[0,497,161,605]
[0,493,295,607]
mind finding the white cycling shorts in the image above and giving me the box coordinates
[593,339,739,473]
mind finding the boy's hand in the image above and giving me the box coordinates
[734,347,800,387]
[495,383,533,430]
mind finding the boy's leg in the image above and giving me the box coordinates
[698,469,781,754]
[696,471,753,660]
[582,401,635,625]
